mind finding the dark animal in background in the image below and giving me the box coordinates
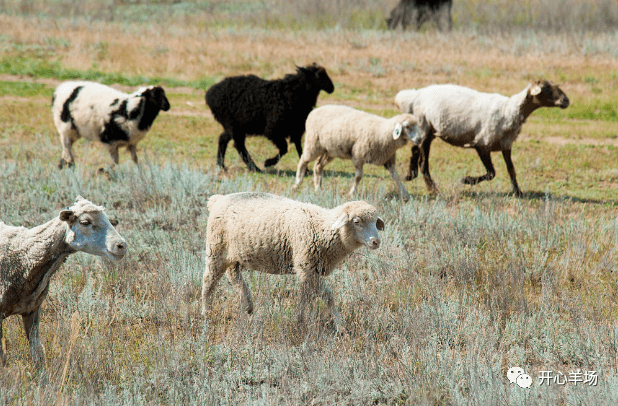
[52,81,170,168]
[387,0,453,31]
[205,63,335,172]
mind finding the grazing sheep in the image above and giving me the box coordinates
[201,192,384,332]
[387,0,453,31]
[52,81,171,168]
[205,63,335,172]
[293,105,420,201]
[0,196,127,370]
[395,79,570,196]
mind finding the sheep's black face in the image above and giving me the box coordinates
[315,67,335,94]
[299,63,335,94]
[146,86,171,112]
[532,80,569,109]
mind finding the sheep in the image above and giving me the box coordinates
[387,0,453,31]
[395,79,570,197]
[205,63,335,173]
[52,81,171,168]
[293,105,421,201]
[201,192,384,333]
[0,196,127,371]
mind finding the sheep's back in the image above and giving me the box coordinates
[206,75,271,128]
[206,193,328,274]
[410,85,509,145]
[306,105,395,159]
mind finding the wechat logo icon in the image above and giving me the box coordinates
[507,367,532,389]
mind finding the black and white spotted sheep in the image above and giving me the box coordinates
[52,81,170,168]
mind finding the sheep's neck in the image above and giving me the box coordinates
[16,220,74,301]
[137,99,161,131]
[511,87,542,124]
[520,96,543,121]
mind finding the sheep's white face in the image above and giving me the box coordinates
[61,210,127,261]
[393,117,421,145]
[332,212,384,250]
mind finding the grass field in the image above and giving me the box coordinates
[1,1,618,404]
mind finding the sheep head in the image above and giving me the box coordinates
[529,79,569,109]
[332,201,383,250]
[60,196,128,261]
[297,63,335,94]
[393,114,421,145]
[141,86,171,112]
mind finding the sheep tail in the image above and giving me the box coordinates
[207,194,224,210]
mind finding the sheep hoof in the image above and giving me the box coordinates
[461,176,477,185]
[405,171,417,181]
[264,158,279,168]
[58,159,74,169]
[512,189,524,198]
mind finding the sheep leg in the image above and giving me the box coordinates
[58,132,75,169]
[385,157,411,201]
[294,157,310,189]
[313,154,334,192]
[292,137,303,158]
[462,148,495,186]
[201,258,226,317]
[216,131,232,170]
[419,136,438,195]
[318,280,345,333]
[349,160,365,197]
[105,144,120,165]
[405,145,421,181]
[22,309,45,371]
[502,149,523,197]
[232,135,262,173]
[264,137,288,168]
[226,263,254,315]
[128,144,139,164]
[297,272,320,327]
[0,317,5,367]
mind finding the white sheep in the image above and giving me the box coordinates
[201,192,384,332]
[0,196,127,370]
[293,105,420,201]
[52,81,171,168]
[395,79,570,196]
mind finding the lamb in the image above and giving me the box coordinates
[395,79,570,196]
[0,196,127,370]
[52,81,171,168]
[293,105,421,201]
[205,63,335,173]
[201,192,384,332]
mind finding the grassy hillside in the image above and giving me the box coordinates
[0,2,618,404]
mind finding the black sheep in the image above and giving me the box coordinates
[205,63,335,172]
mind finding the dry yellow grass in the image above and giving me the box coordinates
[4,14,618,91]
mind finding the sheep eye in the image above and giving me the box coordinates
[80,220,91,226]
[353,218,361,224]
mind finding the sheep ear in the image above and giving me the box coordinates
[393,123,403,140]
[331,214,348,230]
[376,217,385,231]
[530,84,542,96]
[59,210,76,223]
